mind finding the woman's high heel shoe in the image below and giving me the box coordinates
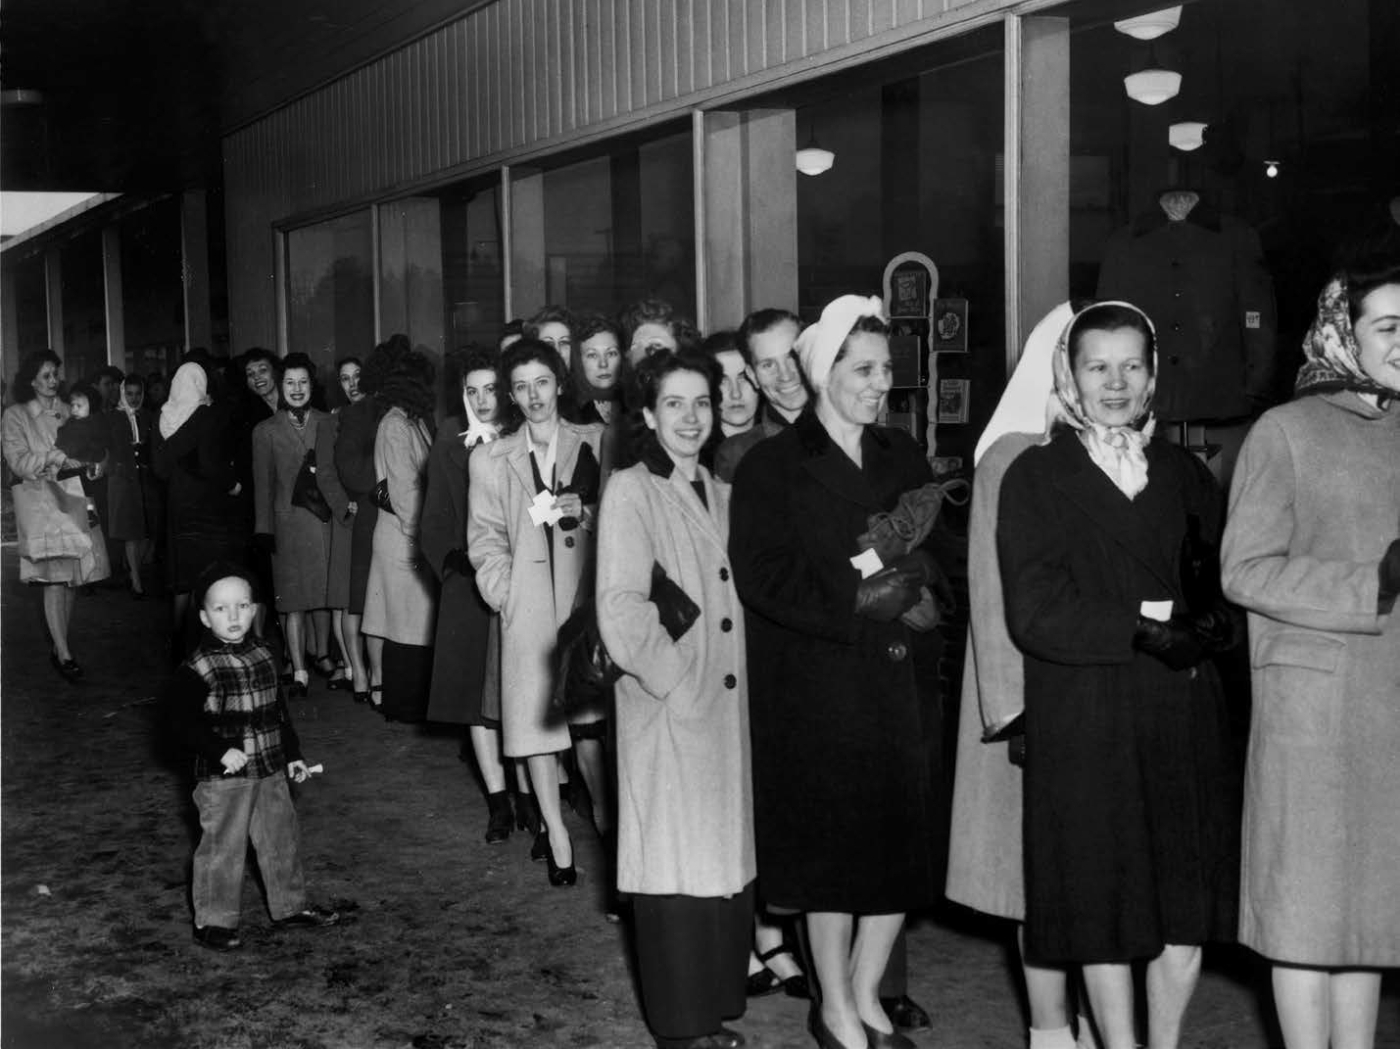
[808,1005,865,1049]
[546,838,576,887]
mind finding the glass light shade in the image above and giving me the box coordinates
[1124,69,1181,105]
[1265,160,1280,178]
[1114,6,1182,40]
[1169,121,1207,151]
[795,146,835,176]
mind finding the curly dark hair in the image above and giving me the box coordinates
[375,344,437,424]
[12,349,63,404]
[524,305,574,341]
[627,348,723,468]
[497,337,568,435]
[359,334,412,398]
[443,345,499,398]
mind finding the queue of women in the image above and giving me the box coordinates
[4,240,1397,1049]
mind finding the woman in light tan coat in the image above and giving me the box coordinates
[1222,261,1400,1049]
[467,338,604,885]
[597,348,754,1049]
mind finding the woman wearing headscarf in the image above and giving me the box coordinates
[3,349,111,681]
[996,302,1241,1049]
[421,348,510,838]
[1221,257,1400,1049]
[106,374,157,599]
[251,352,334,698]
[597,348,755,1049]
[153,360,249,657]
[729,295,953,1049]
[945,303,1100,1049]
[360,345,438,722]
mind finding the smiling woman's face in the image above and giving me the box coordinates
[1354,282,1400,394]
[1071,327,1152,427]
[822,332,891,427]
[644,369,713,467]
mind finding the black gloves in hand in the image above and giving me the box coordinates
[854,563,924,622]
[1189,607,1241,654]
[252,532,277,556]
[442,548,470,578]
[1133,615,1205,671]
[1381,539,1400,598]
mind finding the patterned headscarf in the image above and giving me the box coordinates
[1295,277,1393,400]
[1051,301,1158,500]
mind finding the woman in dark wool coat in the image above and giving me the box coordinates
[996,302,1240,1049]
[730,295,953,1049]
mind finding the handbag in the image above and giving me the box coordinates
[857,479,968,632]
[371,477,395,515]
[551,562,701,715]
[290,449,332,522]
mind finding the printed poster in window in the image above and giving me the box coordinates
[890,269,929,319]
[933,298,969,352]
[937,379,971,425]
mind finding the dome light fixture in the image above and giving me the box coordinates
[1114,6,1182,41]
[795,144,835,177]
[1169,121,1208,151]
[1264,160,1281,179]
[1124,68,1182,106]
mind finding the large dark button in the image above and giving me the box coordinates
[1170,259,1181,268]
[721,617,733,632]
[886,641,908,663]
[723,673,737,689]
[1169,355,1181,365]
[563,535,575,549]
[719,567,730,582]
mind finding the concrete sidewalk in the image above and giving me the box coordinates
[1,549,1395,1048]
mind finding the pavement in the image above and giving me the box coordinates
[1,543,1397,1049]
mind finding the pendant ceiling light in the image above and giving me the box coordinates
[1114,6,1182,41]
[1124,68,1181,105]
[795,119,835,176]
[1169,121,1207,151]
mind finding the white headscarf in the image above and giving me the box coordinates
[158,362,211,439]
[794,294,886,390]
[973,302,1075,466]
[1050,301,1158,500]
[459,391,499,448]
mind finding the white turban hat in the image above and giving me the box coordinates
[794,294,886,390]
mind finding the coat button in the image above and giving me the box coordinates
[723,673,737,689]
[1172,323,1182,332]
[886,641,908,662]
[721,617,733,632]
[719,567,730,581]
[564,536,575,548]
[1169,355,1181,365]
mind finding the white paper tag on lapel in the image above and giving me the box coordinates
[850,548,884,579]
[528,490,563,528]
[1139,599,1173,622]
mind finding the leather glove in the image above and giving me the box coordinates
[1188,606,1241,654]
[442,548,470,578]
[1132,615,1205,672]
[854,564,923,623]
[252,532,277,556]
[1380,539,1400,598]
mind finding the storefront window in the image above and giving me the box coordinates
[11,254,49,366]
[792,26,1005,467]
[510,125,695,324]
[119,198,185,378]
[439,179,505,352]
[58,229,106,384]
[285,210,375,381]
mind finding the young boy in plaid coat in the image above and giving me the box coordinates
[174,561,339,951]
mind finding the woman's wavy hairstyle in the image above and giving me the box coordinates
[375,343,437,425]
[627,347,724,469]
[443,345,499,399]
[358,334,412,398]
[12,349,63,404]
[496,337,568,436]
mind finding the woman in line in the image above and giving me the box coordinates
[3,350,111,680]
[360,345,438,723]
[945,302,1098,1049]
[619,299,700,368]
[467,338,606,885]
[996,302,1240,1049]
[313,356,364,693]
[730,295,951,1049]
[106,374,157,599]
[421,348,509,838]
[1221,256,1400,1049]
[234,348,283,646]
[336,338,402,701]
[153,361,248,659]
[597,349,755,1049]
[252,353,334,698]
[525,305,575,371]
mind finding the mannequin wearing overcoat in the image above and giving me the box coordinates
[728,410,945,915]
[252,408,332,612]
[421,414,500,726]
[997,432,1240,963]
[467,418,604,758]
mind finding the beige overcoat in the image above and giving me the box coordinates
[467,419,603,757]
[945,432,1035,919]
[1222,391,1400,966]
[596,460,754,897]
